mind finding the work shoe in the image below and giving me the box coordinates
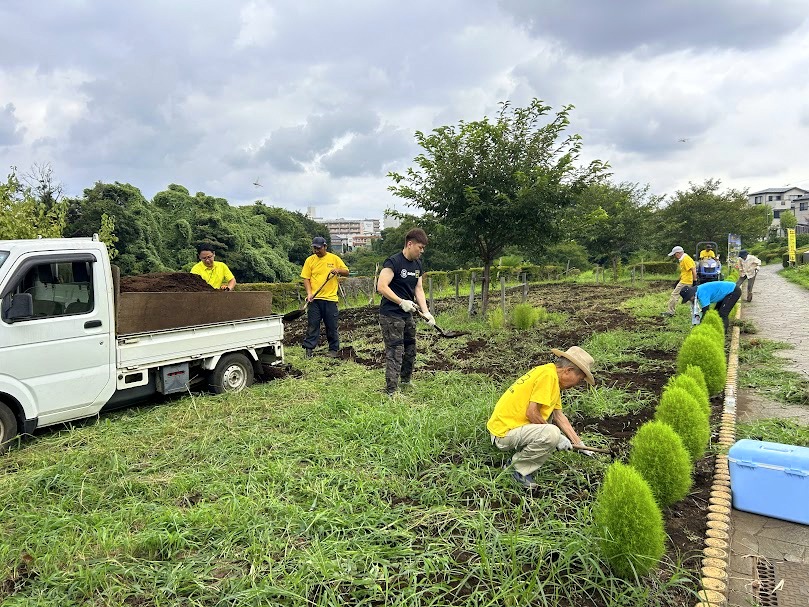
[746,296,753,302]
[512,470,538,490]
[304,348,313,359]
[325,350,340,358]
[399,381,412,392]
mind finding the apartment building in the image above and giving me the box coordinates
[748,186,809,231]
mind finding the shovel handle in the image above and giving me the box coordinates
[307,273,337,302]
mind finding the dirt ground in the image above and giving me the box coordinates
[284,281,713,575]
[120,272,214,292]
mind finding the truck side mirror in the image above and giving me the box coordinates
[1,292,34,322]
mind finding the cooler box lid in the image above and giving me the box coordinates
[728,439,809,474]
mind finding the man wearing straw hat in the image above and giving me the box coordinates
[487,346,596,489]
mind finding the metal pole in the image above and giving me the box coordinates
[500,276,506,315]
[522,272,528,302]
[454,274,459,300]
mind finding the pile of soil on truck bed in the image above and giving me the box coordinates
[120,272,215,293]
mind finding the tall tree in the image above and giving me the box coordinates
[389,99,608,313]
[570,182,659,278]
[656,179,770,254]
[779,210,797,230]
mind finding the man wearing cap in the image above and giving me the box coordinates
[664,245,697,317]
[300,237,349,358]
[487,346,595,489]
[678,281,741,332]
[735,250,761,302]
[699,244,717,259]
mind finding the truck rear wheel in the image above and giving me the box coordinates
[0,401,18,455]
[209,353,255,394]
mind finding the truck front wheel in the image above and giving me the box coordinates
[209,353,255,394]
[0,401,18,455]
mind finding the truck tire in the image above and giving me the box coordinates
[209,353,255,394]
[0,401,18,455]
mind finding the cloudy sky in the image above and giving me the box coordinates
[2,0,809,221]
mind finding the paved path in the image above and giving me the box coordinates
[728,263,809,607]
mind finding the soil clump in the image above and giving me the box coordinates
[120,272,214,293]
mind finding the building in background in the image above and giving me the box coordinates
[748,187,809,233]
[305,207,382,252]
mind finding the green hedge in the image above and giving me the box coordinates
[631,261,676,275]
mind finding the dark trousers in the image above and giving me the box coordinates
[302,299,339,351]
[735,274,756,301]
[714,287,742,332]
[379,313,416,393]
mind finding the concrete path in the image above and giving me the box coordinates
[728,263,809,607]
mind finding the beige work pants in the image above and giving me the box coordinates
[492,424,561,476]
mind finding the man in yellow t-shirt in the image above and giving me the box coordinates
[300,236,349,358]
[664,245,696,316]
[699,244,716,259]
[190,246,236,290]
[487,346,595,489]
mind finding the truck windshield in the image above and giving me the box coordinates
[0,251,8,270]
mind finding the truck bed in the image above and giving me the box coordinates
[117,315,284,369]
[115,291,275,335]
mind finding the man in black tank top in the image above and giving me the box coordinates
[377,228,434,395]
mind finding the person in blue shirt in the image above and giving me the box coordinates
[679,281,741,332]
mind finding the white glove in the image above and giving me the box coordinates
[579,449,595,457]
[422,311,436,327]
[399,300,418,313]
[556,435,572,451]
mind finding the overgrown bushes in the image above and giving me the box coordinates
[683,365,709,402]
[665,374,710,419]
[593,462,666,578]
[629,421,693,507]
[700,309,726,340]
[511,303,537,329]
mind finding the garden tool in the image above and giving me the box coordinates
[415,308,469,338]
[571,444,616,459]
[282,274,337,322]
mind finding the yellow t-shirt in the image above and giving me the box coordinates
[487,363,562,437]
[190,261,234,289]
[699,250,716,259]
[300,252,348,302]
[679,254,696,285]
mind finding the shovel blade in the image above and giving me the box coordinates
[282,308,306,322]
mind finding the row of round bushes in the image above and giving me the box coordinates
[592,310,727,578]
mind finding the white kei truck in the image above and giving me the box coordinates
[0,237,285,453]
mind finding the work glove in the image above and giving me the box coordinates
[399,300,418,313]
[579,449,595,457]
[556,435,572,451]
[422,311,436,327]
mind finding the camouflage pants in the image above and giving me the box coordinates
[379,313,416,393]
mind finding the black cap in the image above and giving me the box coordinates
[311,236,327,248]
[680,285,696,302]
[739,250,748,258]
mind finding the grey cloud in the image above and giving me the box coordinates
[0,103,24,146]
[498,0,809,55]
[257,109,381,172]
[320,127,414,177]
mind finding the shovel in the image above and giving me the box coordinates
[283,274,336,322]
[415,308,469,338]
[571,444,616,459]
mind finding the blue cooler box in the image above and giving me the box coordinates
[728,439,809,525]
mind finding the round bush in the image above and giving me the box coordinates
[629,421,693,507]
[691,320,724,351]
[665,375,710,419]
[683,364,709,402]
[654,387,710,461]
[593,462,665,578]
[701,309,726,339]
[510,303,537,330]
[676,333,727,396]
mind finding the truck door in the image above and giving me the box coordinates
[0,253,115,424]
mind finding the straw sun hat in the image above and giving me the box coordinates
[551,346,595,385]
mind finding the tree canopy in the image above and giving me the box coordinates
[389,99,609,312]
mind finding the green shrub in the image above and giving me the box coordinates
[510,303,537,329]
[683,364,709,402]
[676,333,727,396]
[629,421,693,507]
[691,322,724,352]
[592,462,665,578]
[487,307,505,330]
[654,387,710,461]
[665,374,710,419]
[700,309,726,340]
